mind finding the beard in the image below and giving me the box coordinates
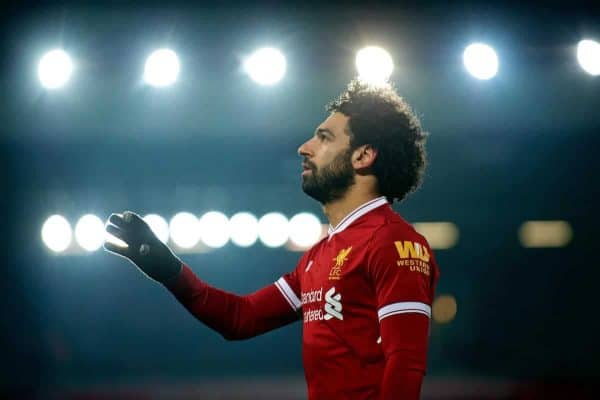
[301,148,356,204]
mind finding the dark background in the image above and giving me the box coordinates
[1,1,599,398]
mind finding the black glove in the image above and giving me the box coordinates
[104,211,183,285]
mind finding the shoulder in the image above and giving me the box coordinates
[365,214,432,266]
[369,217,425,248]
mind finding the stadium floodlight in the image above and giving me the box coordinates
[288,213,322,248]
[199,211,230,248]
[577,39,600,76]
[144,48,180,87]
[143,214,170,244]
[518,220,573,248]
[41,215,72,252]
[229,212,259,247]
[432,295,457,324]
[258,212,289,248]
[38,49,74,89]
[243,47,287,85]
[355,46,394,85]
[463,43,499,80]
[74,214,105,252]
[169,212,200,249]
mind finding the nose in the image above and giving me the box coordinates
[298,138,312,158]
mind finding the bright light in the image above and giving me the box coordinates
[412,222,459,250]
[144,48,180,87]
[355,46,394,85]
[199,211,230,248]
[577,39,600,76]
[38,49,74,89]
[432,295,457,324]
[518,220,573,248]
[244,47,287,85]
[229,212,259,247]
[143,214,169,244]
[169,212,200,249]
[463,43,499,80]
[74,214,105,252]
[41,215,72,252]
[258,212,289,248]
[288,213,322,248]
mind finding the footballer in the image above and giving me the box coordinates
[104,79,440,399]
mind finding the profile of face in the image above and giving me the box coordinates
[298,112,356,204]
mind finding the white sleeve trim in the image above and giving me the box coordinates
[274,277,302,311]
[378,301,431,321]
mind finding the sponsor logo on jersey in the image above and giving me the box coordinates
[394,240,431,276]
[301,286,343,323]
[329,246,352,280]
[324,286,343,320]
[301,287,322,305]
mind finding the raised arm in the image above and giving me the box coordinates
[104,211,300,340]
[164,264,299,340]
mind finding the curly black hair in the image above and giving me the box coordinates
[326,79,428,204]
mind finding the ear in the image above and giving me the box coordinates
[352,144,378,170]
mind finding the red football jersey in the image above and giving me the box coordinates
[274,196,440,399]
[164,196,439,399]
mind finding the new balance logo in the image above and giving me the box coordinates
[305,260,314,272]
[324,286,343,320]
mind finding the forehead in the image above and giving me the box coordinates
[319,112,350,137]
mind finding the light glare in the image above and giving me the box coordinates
[432,295,457,324]
[144,48,180,87]
[199,211,230,248]
[229,212,259,247]
[38,49,74,89]
[518,220,573,248]
[244,47,287,85]
[258,213,289,248]
[41,215,73,252]
[463,43,499,80]
[288,213,322,248]
[75,214,105,252]
[143,214,170,244]
[355,46,394,85]
[577,39,600,76]
[169,212,200,249]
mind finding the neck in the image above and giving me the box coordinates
[323,185,381,229]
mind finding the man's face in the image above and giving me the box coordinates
[298,112,355,204]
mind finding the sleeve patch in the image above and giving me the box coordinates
[394,240,431,276]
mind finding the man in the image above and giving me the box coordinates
[104,79,440,399]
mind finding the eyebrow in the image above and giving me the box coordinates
[315,128,335,138]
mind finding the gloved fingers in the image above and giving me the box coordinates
[105,223,129,244]
[122,211,151,233]
[108,211,149,236]
[103,239,131,259]
[108,213,125,229]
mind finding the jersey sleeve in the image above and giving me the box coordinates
[366,223,440,391]
[164,260,304,340]
[365,224,439,323]
[273,251,307,313]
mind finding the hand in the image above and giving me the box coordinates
[104,211,183,284]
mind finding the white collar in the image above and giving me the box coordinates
[327,196,388,239]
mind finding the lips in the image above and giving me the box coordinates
[302,162,314,176]
[302,162,314,172]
